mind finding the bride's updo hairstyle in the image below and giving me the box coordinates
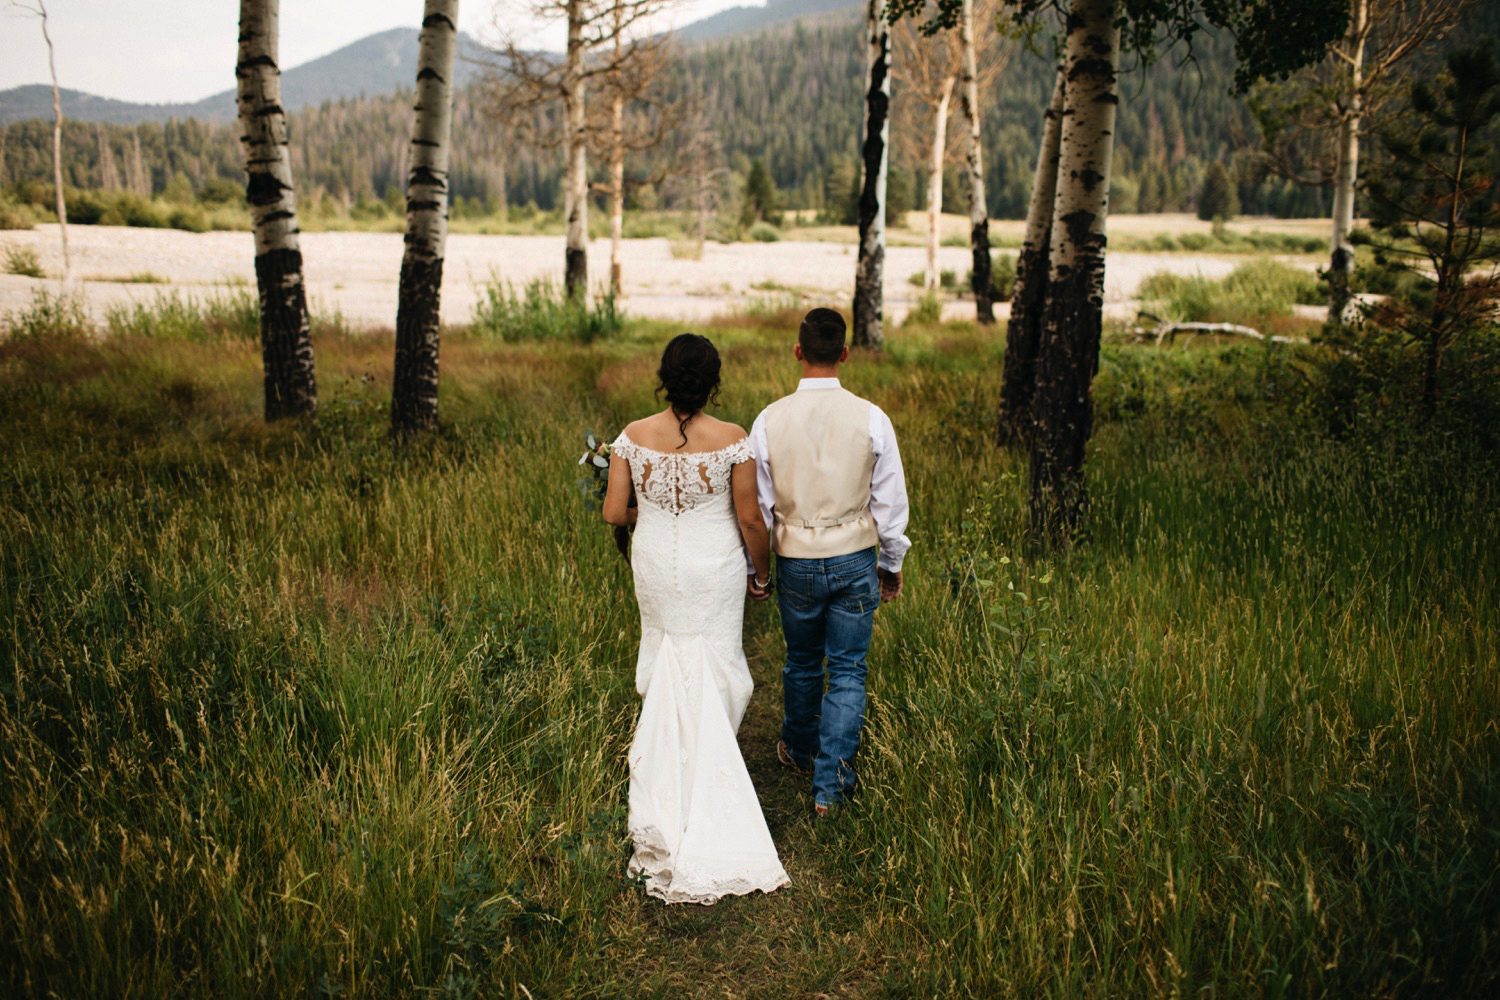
[656,332,722,447]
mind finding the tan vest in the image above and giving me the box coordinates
[762,387,880,559]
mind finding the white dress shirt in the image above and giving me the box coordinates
[748,377,912,573]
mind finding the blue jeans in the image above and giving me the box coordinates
[777,548,880,807]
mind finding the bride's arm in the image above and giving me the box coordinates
[603,453,636,526]
[731,459,771,585]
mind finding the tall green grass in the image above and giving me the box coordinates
[471,277,622,343]
[1115,228,1328,255]
[1,305,1495,996]
[0,288,348,345]
[1139,259,1323,328]
[2,242,45,278]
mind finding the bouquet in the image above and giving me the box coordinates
[579,431,634,560]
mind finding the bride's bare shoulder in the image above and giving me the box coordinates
[621,414,663,439]
[699,415,748,448]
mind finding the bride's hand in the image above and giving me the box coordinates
[747,575,772,602]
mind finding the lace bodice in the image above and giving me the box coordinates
[612,432,753,516]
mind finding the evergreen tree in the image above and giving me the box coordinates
[740,157,778,226]
[1364,40,1500,414]
[1197,161,1238,220]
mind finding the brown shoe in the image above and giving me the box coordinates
[776,740,810,776]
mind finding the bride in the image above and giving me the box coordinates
[603,333,790,904]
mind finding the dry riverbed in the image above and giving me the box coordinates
[1,217,1322,330]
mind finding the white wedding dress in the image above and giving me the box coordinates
[612,431,790,904]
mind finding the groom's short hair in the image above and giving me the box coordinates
[799,308,846,364]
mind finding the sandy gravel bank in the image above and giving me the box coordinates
[1,223,1317,330]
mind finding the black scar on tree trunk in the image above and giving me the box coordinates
[852,44,890,346]
[565,247,587,300]
[391,255,445,433]
[970,220,994,324]
[996,232,1049,446]
[856,75,889,231]
[1028,212,1104,542]
[254,247,317,420]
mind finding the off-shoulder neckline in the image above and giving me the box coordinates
[617,430,750,459]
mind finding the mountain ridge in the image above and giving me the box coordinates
[0,27,490,126]
[0,2,861,127]
[675,0,858,44]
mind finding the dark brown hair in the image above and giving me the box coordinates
[798,307,847,365]
[656,333,722,447]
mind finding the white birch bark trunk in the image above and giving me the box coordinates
[33,2,69,285]
[852,0,891,348]
[97,125,120,191]
[1028,0,1119,539]
[129,133,148,196]
[959,0,994,323]
[392,0,460,433]
[925,75,955,293]
[609,6,625,298]
[696,158,709,253]
[1328,0,1368,325]
[997,65,1065,445]
[609,99,625,297]
[563,0,589,300]
[236,0,317,419]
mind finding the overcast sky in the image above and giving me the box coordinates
[0,0,757,104]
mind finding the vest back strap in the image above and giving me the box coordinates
[777,508,869,529]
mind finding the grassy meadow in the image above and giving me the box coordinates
[1,296,1497,996]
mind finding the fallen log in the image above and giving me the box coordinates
[1127,316,1310,347]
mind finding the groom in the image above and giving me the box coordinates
[748,307,911,816]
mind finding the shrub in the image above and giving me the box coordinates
[904,292,943,327]
[668,238,703,261]
[471,278,622,343]
[620,215,675,239]
[962,252,1017,302]
[1223,258,1322,309]
[1,290,92,339]
[167,205,211,233]
[908,268,960,291]
[748,222,781,243]
[103,291,259,342]
[199,177,245,205]
[1116,229,1327,254]
[1308,322,1500,446]
[1138,271,1218,322]
[3,242,45,278]
[1138,260,1320,326]
[989,252,1017,301]
[0,193,37,230]
[68,189,167,228]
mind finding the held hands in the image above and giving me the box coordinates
[747,574,773,603]
[877,568,904,603]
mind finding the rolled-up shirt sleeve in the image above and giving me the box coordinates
[868,404,911,572]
